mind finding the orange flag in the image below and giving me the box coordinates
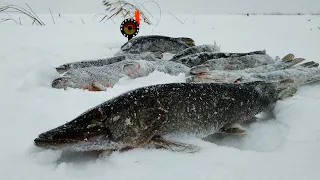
[134,9,140,25]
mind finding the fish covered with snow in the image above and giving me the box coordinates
[52,59,190,91]
[187,59,320,96]
[188,53,308,74]
[52,52,310,91]
[115,35,195,56]
[169,43,221,61]
[122,53,308,80]
[34,80,295,153]
[171,50,277,69]
[54,35,195,74]
[55,52,160,74]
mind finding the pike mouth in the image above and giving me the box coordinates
[33,107,124,151]
[33,119,117,151]
[33,134,119,152]
[34,135,106,147]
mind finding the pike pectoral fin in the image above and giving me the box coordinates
[217,124,247,135]
[149,136,201,153]
[129,114,168,148]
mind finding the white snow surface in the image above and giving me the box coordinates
[1,13,320,180]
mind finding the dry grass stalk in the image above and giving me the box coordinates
[49,8,55,24]
[0,3,45,25]
[101,0,153,25]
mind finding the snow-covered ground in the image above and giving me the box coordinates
[1,11,320,180]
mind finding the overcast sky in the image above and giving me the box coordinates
[1,0,319,14]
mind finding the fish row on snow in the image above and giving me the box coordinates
[34,35,320,155]
[52,35,303,91]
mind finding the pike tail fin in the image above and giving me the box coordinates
[274,67,320,100]
[276,57,305,70]
[281,53,295,62]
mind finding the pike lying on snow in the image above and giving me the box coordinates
[36,61,320,153]
[115,35,195,55]
[52,59,190,91]
[187,61,320,95]
[34,80,295,153]
[51,52,308,91]
[169,44,221,61]
[55,53,159,74]
[34,33,320,154]
[171,50,272,68]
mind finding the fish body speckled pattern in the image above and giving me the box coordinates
[116,35,195,55]
[55,52,160,74]
[34,81,288,152]
[172,50,272,68]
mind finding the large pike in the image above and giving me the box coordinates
[35,80,295,153]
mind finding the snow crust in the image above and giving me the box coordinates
[0,13,320,180]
